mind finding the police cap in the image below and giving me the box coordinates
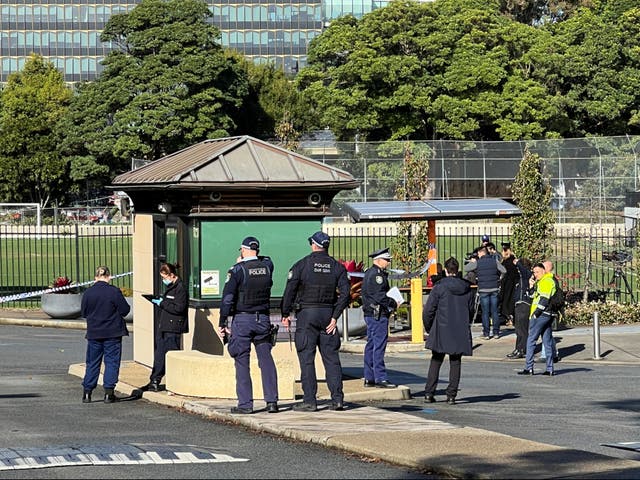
[240,236,260,251]
[308,231,330,249]
[481,234,490,243]
[369,247,392,261]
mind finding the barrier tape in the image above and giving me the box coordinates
[0,272,133,304]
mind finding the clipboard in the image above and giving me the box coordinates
[142,294,159,303]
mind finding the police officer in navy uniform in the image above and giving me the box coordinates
[218,236,279,414]
[361,247,397,388]
[281,231,350,412]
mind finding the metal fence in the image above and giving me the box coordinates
[325,222,638,304]
[301,135,640,224]
[1,221,636,307]
[0,224,133,307]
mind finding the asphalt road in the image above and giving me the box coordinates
[340,350,640,462]
[0,325,432,479]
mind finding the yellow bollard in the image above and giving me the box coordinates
[411,277,423,343]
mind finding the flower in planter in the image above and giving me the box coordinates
[51,276,77,294]
[119,286,133,297]
[339,260,364,307]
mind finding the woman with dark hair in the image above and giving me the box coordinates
[143,262,188,392]
[506,257,533,359]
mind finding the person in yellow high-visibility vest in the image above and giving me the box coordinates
[517,263,556,376]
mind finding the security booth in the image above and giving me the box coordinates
[344,199,522,342]
[110,136,357,396]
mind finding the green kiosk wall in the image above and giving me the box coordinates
[198,219,321,300]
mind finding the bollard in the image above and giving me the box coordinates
[593,311,602,360]
[342,308,349,343]
[411,277,423,343]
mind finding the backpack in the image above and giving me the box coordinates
[548,277,565,314]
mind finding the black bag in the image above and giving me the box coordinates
[548,277,565,313]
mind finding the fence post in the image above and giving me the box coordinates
[74,223,81,288]
[411,277,423,343]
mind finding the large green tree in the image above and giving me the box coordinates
[59,0,250,189]
[296,0,566,142]
[0,54,73,207]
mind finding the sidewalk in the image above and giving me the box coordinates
[3,308,640,478]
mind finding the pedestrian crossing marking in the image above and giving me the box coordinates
[0,444,248,471]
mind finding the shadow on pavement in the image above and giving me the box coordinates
[0,393,42,399]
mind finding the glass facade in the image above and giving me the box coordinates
[0,0,390,83]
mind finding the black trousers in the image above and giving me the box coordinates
[514,302,531,353]
[150,330,181,382]
[425,351,462,398]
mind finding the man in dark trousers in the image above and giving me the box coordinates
[423,257,474,405]
[361,247,398,388]
[218,236,279,414]
[81,266,130,404]
[143,262,188,392]
[281,231,351,412]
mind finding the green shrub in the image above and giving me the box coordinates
[563,302,640,326]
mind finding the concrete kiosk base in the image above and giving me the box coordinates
[166,345,296,400]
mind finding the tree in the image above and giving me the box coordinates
[296,0,567,142]
[511,147,555,262]
[59,0,250,190]
[0,54,72,207]
[498,0,591,25]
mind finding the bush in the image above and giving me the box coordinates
[563,301,640,326]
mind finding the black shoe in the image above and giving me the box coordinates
[103,388,117,404]
[328,402,344,411]
[506,350,524,359]
[82,390,92,404]
[375,380,397,389]
[517,369,534,375]
[425,394,436,403]
[553,356,560,363]
[364,379,376,387]
[542,371,555,376]
[143,380,162,392]
[446,396,456,405]
[230,406,253,414]
[292,402,317,412]
[266,402,279,413]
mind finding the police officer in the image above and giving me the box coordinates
[281,231,350,412]
[361,247,397,388]
[218,236,279,414]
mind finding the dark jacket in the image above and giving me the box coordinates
[81,281,130,340]
[156,278,188,334]
[361,265,397,317]
[423,276,474,356]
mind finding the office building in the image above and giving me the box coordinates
[0,0,389,83]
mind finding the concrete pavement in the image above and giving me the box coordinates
[3,307,640,478]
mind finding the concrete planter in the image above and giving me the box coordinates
[41,292,83,319]
[337,307,367,336]
[124,297,133,322]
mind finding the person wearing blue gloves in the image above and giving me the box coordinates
[143,262,188,392]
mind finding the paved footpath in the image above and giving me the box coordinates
[3,309,640,478]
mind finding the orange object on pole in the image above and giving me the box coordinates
[427,220,437,278]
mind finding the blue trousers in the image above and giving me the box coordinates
[363,315,389,383]
[82,338,122,391]
[228,313,278,410]
[295,307,343,405]
[480,291,500,337]
[525,314,555,372]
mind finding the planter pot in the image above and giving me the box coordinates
[124,297,133,322]
[337,307,367,337]
[41,292,83,319]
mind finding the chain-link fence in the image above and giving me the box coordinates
[300,135,640,224]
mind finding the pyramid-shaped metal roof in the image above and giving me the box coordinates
[111,136,357,189]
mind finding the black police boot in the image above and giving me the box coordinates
[328,401,344,411]
[425,394,436,403]
[104,388,117,404]
[142,379,162,392]
[82,390,92,404]
[375,380,397,389]
[230,406,253,414]
[292,402,318,412]
[364,379,376,387]
[266,402,279,413]
[446,395,456,405]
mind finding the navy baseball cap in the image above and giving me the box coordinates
[240,236,260,250]
[308,231,330,249]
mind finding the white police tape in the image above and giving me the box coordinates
[0,272,133,304]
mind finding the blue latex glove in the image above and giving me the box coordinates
[151,298,163,306]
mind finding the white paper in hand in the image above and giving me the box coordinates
[386,286,405,306]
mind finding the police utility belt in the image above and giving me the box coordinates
[295,302,333,310]
[235,310,269,317]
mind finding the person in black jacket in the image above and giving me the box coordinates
[218,236,279,414]
[361,247,397,389]
[423,257,474,405]
[281,231,350,412]
[81,266,131,404]
[506,257,533,359]
[143,262,188,392]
